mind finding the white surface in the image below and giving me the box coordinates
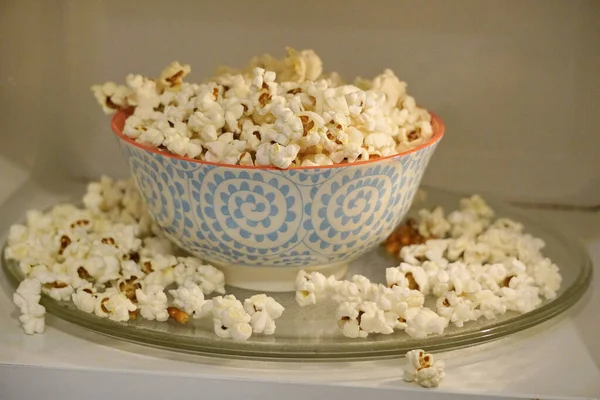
[0,176,598,400]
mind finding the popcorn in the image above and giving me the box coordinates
[530,258,562,299]
[91,82,131,114]
[94,288,118,318]
[93,48,435,168]
[44,280,74,302]
[243,294,285,335]
[207,296,253,341]
[460,195,494,220]
[13,278,46,334]
[469,289,506,320]
[19,314,46,335]
[72,289,97,313]
[104,293,137,322]
[375,286,424,329]
[6,176,226,335]
[336,302,368,338]
[415,365,445,388]
[436,291,480,327]
[355,301,394,335]
[215,307,253,341]
[295,270,335,306]
[135,284,169,321]
[404,349,445,388]
[335,301,394,338]
[169,281,209,318]
[405,308,446,339]
[6,176,564,345]
[330,280,362,303]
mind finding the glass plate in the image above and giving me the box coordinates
[1,187,592,361]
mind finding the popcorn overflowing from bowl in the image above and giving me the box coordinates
[92,48,434,168]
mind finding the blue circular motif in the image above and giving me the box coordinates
[191,169,304,258]
[304,162,404,257]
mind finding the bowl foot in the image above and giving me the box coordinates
[215,262,349,292]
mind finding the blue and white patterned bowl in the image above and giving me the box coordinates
[112,111,444,291]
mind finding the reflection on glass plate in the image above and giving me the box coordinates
[1,187,592,360]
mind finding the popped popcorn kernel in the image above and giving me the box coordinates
[404,349,445,388]
[243,294,285,335]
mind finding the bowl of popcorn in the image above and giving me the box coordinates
[93,48,444,291]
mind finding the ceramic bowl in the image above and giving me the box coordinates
[112,111,444,291]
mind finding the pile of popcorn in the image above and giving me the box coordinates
[6,176,284,340]
[92,48,434,169]
[295,195,562,339]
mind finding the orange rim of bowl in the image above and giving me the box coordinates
[111,109,445,170]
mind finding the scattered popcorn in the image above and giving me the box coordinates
[6,176,223,334]
[93,48,435,168]
[376,194,562,338]
[404,349,445,388]
[7,179,563,346]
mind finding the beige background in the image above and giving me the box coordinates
[1,0,599,206]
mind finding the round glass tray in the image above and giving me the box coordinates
[1,187,592,361]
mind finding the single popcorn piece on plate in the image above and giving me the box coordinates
[218,308,253,342]
[71,288,97,314]
[104,292,137,322]
[135,284,169,322]
[169,280,209,318]
[376,285,424,329]
[336,301,368,338]
[435,291,481,328]
[243,294,285,335]
[417,206,451,239]
[295,270,335,306]
[405,308,446,339]
[386,264,428,293]
[336,301,392,338]
[356,301,394,335]
[404,349,445,388]
[202,295,253,341]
